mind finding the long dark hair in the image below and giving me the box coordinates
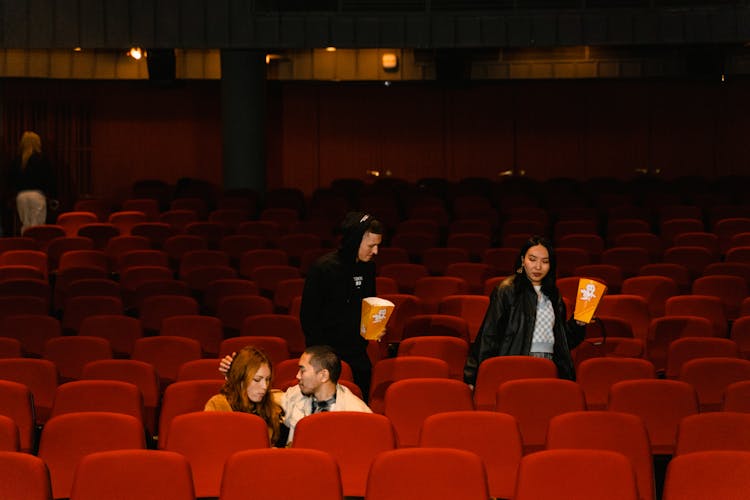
[515,235,560,302]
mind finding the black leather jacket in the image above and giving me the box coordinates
[464,274,585,385]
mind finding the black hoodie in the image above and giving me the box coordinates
[300,212,377,357]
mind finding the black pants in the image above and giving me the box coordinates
[341,350,372,403]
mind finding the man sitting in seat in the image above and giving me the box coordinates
[220,344,371,443]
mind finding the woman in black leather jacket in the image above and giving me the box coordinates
[464,235,585,386]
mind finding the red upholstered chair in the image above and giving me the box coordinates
[50,380,144,426]
[365,448,488,500]
[138,295,199,333]
[220,448,343,500]
[378,263,429,294]
[38,412,145,499]
[615,232,663,262]
[46,236,94,271]
[165,412,269,497]
[601,247,651,279]
[674,232,721,260]
[665,295,728,337]
[679,357,750,412]
[515,449,639,500]
[715,217,750,253]
[369,356,451,414]
[0,337,21,358]
[250,265,302,297]
[188,264,237,294]
[241,314,306,357]
[703,262,750,288]
[473,355,558,411]
[1,314,61,357]
[397,336,468,381]
[401,313,470,342]
[557,233,605,262]
[161,315,223,357]
[660,218,704,247]
[108,211,148,236]
[608,379,698,455]
[0,380,35,452]
[292,412,396,497]
[0,236,39,254]
[61,296,124,333]
[495,378,585,453]
[81,359,160,437]
[622,275,679,318]
[547,411,655,500]
[130,222,175,249]
[419,411,522,500]
[646,316,714,373]
[157,379,224,448]
[449,232,493,262]
[384,379,473,447]
[665,337,739,379]
[204,278,259,314]
[0,249,48,279]
[675,412,750,455]
[159,210,200,234]
[239,248,289,278]
[132,336,202,388]
[185,221,228,249]
[176,359,225,381]
[0,416,18,451]
[43,336,113,382]
[22,224,66,250]
[178,249,230,279]
[483,247,522,275]
[76,223,120,250]
[216,295,274,335]
[438,294,489,342]
[663,246,715,281]
[597,295,651,340]
[0,358,58,425]
[69,449,194,500]
[79,315,143,358]
[554,219,598,241]
[662,451,750,500]
[114,248,168,273]
[724,380,750,412]
[607,219,652,246]
[0,451,53,500]
[121,198,160,220]
[377,294,422,344]
[691,275,749,321]
[576,357,656,410]
[731,316,750,360]
[638,263,692,294]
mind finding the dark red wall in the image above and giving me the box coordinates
[4,78,749,202]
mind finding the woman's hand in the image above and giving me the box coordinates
[219,352,236,375]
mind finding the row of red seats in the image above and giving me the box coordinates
[7,433,749,500]
[2,349,749,451]
[2,382,750,499]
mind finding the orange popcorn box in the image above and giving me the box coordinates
[574,278,608,324]
[360,297,395,341]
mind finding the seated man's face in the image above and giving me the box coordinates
[296,353,324,396]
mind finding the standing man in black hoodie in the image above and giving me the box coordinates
[300,211,383,400]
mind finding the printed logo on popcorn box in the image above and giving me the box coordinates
[574,278,607,324]
[360,297,395,340]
